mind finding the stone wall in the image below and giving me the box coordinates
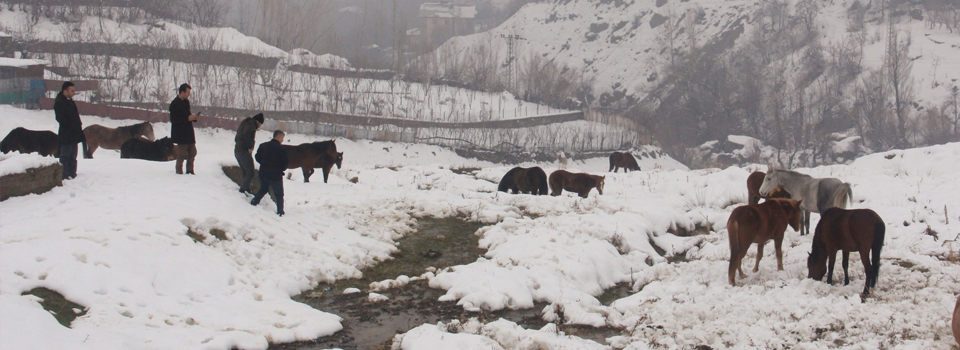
[0,163,63,201]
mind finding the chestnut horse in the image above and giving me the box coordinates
[82,122,155,158]
[498,167,549,195]
[609,152,641,173]
[807,208,885,295]
[549,170,604,198]
[747,171,792,205]
[284,140,338,183]
[954,295,959,346]
[727,198,802,286]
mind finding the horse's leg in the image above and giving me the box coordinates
[774,236,784,271]
[322,165,331,183]
[827,250,837,285]
[302,167,312,183]
[842,251,850,286]
[804,211,811,236]
[753,241,765,272]
[859,249,873,294]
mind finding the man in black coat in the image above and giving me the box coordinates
[234,113,264,194]
[169,83,201,174]
[55,81,83,180]
[251,130,289,216]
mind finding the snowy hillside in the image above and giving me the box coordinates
[436,0,960,108]
[1,105,958,349]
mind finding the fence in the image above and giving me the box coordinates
[0,78,45,105]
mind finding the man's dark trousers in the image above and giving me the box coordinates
[251,176,283,215]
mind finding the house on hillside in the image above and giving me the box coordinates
[419,2,476,51]
[0,58,49,107]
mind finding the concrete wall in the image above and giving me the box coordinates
[0,163,63,201]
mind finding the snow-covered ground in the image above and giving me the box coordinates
[1,105,958,349]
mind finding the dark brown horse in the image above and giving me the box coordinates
[609,152,641,173]
[498,167,549,195]
[748,171,793,205]
[120,137,176,161]
[727,198,803,286]
[82,122,155,158]
[311,151,344,183]
[284,140,338,183]
[807,208,885,295]
[1,128,59,157]
[549,170,604,198]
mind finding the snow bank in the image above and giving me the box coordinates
[0,153,58,177]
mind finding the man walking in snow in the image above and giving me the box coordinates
[169,83,201,174]
[251,130,289,216]
[55,81,83,180]
[235,113,264,194]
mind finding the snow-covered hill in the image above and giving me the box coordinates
[1,105,958,349]
[435,0,960,109]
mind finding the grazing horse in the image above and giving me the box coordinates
[609,152,641,173]
[758,169,852,235]
[284,140,338,183]
[747,171,792,205]
[1,128,59,157]
[311,151,344,183]
[120,137,176,161]
[727,198,803,286]
[549,170,604,198]
[82,122,155,158]
[498,167,549,195]
[807,208,885,295]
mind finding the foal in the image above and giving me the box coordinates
[727,198,803,286]
[807,208,885,295]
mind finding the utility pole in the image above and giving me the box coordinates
[501,34,524,93]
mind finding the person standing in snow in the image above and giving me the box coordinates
[55,81,84,180]
[235,113,264,194]
[169,83,201,175]
[251,130,289,216]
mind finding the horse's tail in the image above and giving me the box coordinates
[870,220,885,288]
[727,218,741,286]
[538,170,548,195]
[609,154,616,172]
[834,182,852,209]
[81,141,90,159]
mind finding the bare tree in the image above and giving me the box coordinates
[884,20,914,148]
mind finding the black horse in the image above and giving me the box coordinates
[120,137,176,161]
[498,167,549,195]
[1,127,60,157]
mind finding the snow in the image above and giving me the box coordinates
[2,104,959,349]
[0,57,48,68]
[0,153,58,177]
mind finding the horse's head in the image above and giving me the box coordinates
[596,176,605,195]
[142,122,156,141]
[157,137,176,161]
[335,152,343,168]
[758,170,780,196]
[777,199,803,231]
[807,233,828,280]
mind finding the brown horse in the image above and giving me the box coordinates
[727,198,803,286]
[549,170,604,198]
[609,152,641,173]
[807,208,885,295]
[954,295,960,346]
[82,122,155,158]
[1,128,59,157]
[284,140,338,183]
[311,151,344,183]
[498,167,549,195]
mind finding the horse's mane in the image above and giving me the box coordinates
[310,140,337,153]
[770,168,811,179]
[118,122,148,137]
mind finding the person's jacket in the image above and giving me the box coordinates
[54,92,85,145]
[235,117,259,151]
[169,96,196,144]
[255,139,289,181]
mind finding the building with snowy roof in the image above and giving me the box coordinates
[419,2,476,51]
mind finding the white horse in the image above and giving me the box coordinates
[758,169,852,235]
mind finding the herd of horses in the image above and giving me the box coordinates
[6,123,960,334]
[498,153,886,297]
[1,123,344,183]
